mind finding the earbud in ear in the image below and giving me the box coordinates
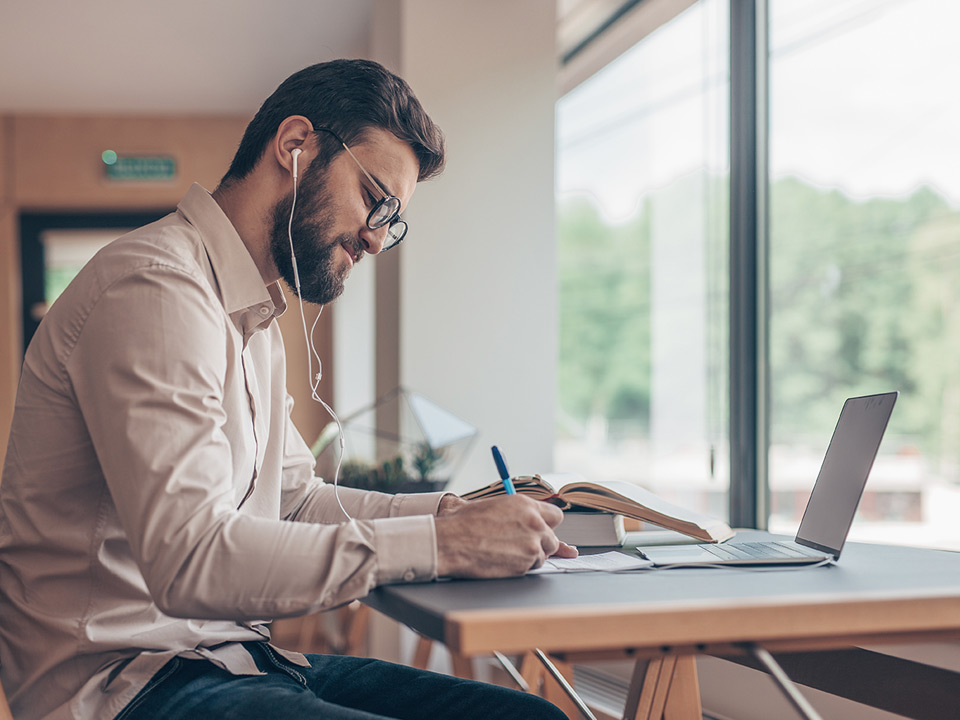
[291,148,302,180]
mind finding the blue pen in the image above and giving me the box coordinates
[490,445,516,495]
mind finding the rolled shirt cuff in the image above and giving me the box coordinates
[374,514,438,585]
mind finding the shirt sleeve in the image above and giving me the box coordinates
[67,265,437,621]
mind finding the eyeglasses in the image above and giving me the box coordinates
[315,126,408,251]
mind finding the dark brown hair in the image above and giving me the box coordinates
[220,59,445,185]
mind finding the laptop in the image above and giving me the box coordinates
[638,391,898,567]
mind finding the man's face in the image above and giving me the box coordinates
[269,128,419,305]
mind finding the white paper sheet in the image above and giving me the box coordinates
[529,551,653,574]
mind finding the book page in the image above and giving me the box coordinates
[571,480,721,524]
[555,477,734,542]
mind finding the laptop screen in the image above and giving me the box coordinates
[795,392,898,557]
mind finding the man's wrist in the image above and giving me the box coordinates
[437,493,466,516]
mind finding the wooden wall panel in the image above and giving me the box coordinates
[13,114,249,211]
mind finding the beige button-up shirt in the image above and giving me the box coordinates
[0,184,443,720]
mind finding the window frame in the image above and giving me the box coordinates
[728,0,769,529]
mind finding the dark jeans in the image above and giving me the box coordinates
[114,643,566,720]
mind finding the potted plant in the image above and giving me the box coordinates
[336,444,447,494]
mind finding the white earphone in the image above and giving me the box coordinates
[291,147,302,180]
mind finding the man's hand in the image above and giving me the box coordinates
[435,495,578,578]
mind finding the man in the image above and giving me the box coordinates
[0,60,574,720]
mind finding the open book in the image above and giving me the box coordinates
[463,473,734,544]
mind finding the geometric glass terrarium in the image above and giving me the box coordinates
[312,386,478,494]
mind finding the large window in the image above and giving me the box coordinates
[556,0,730,518]
[557,0,960,551]
[767,0,960,549]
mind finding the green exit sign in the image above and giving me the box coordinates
[102,152,177,182]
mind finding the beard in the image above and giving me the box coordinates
[269,162,360,306]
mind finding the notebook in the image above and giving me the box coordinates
[638,391,898,567]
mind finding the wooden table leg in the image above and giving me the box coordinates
[520,650,546,696]
[536,651,595,720]
[493,651,530,691]
[410,635,474,679]
[412,635,433,669]
[623,655,701,720]
[450,652,474,679]
[663,656,701,720]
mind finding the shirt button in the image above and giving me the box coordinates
[259,306,270,316]
[402,569,416,582]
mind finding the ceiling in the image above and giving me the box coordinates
[0,0,655,116]
[0,0,374,115]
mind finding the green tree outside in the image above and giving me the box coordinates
[558,174,960,478]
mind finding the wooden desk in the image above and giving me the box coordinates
[364,536,960,719]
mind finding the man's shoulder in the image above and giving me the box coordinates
[95,210,212,283]
[44,211,220,340]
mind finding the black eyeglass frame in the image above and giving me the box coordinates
[313,126,408,251]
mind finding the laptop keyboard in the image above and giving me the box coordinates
[704,541,823,561]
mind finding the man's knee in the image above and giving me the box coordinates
[514,692,569,719]
[477,684,569,720]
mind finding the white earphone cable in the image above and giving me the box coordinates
[288,161,351,521]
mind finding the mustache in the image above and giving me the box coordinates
[339,236,363,265]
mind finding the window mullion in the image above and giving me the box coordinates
[729,0,769,529]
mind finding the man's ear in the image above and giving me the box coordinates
[274,115,314,177]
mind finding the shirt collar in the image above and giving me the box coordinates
[177,183,287,331]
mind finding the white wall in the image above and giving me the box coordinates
[366,0,559,493]
[350,0,558,665]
